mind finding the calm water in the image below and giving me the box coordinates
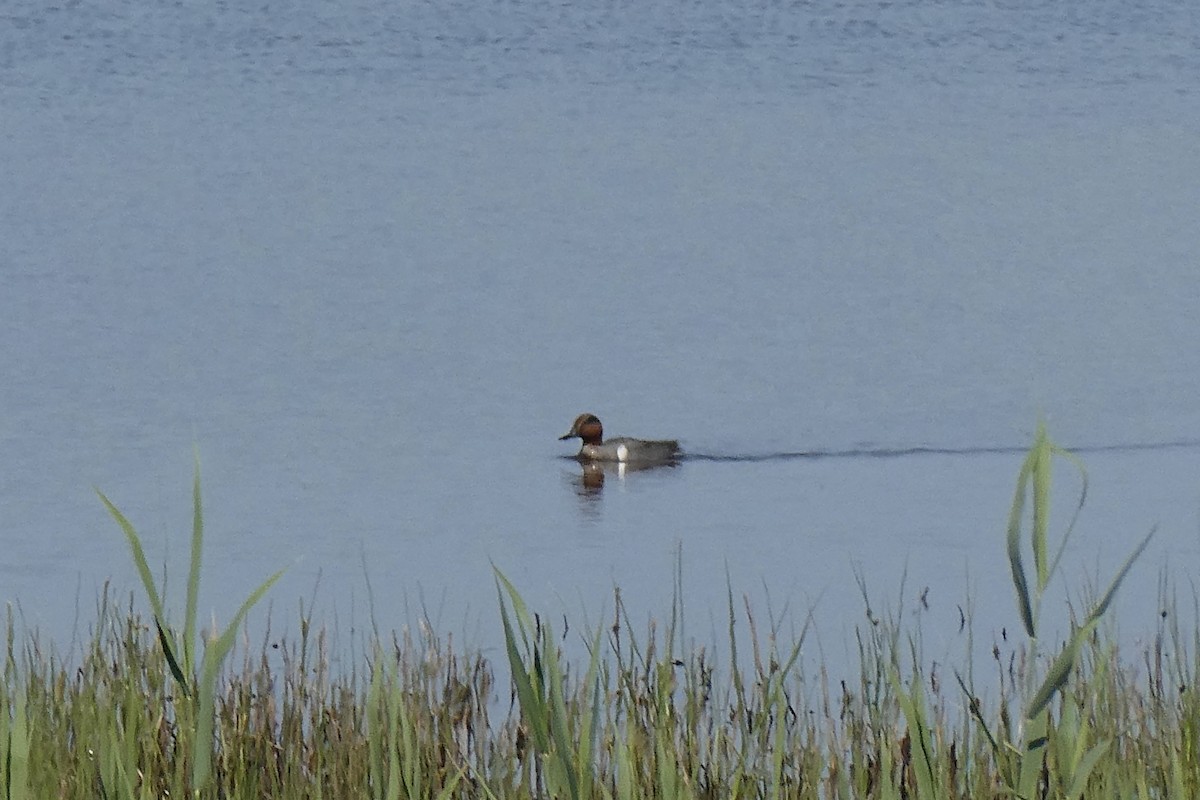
[3,0,1199,668]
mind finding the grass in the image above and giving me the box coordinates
[0,425,1193,799]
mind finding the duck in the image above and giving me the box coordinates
[558,413,680,464]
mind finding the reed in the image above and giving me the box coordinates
[989,422,1152,798]
[96,451,285,795]
[0,427,1188,799]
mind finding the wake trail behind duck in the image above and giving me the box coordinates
[685,438,1200,463]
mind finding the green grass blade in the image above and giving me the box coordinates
[96,491,168,625]
[770,679,787,800]
[3,688,30,800]
[213,568,287,659]
[367,654,385,798]
[575,619,606,800]
[97,489,186,692]
[1086,527,1155,625]
[543,619,581,800]
[154,617,188,693]
[183,451,204,676]
[1025,528,1152,720]
[193,644,220,791]
[1045,448,1089,580]
[1065,741,1111,800]
[1017,710,1049,799]
[615,736,635,800]
[1026,632,1086,720]
[433,764,469,800]
[725,573,744,722]
[191,566,286,791]
[494,570,551,753]
[386,680,402,800]
[1006,451,1036,638]
[890,668,936,799]
[1030,422,1051,592]
[955,669,1000,753]
[494,568,535,652]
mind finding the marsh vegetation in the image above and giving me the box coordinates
[1,427,1192,799]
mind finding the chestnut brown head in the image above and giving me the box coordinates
[559,413,604,445]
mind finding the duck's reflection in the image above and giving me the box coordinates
[566,458,680,503]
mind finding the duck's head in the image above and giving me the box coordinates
[559,413,604,446]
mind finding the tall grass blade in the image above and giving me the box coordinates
[183,450,204,676]
[495,571,551,755]
[1045,448,1089,581]
[575,620,606,800]
[96,491,169,627]
[398,674,418,800]
[1026,525,1154,719]
[192,566,286,790]
[1027,634,1087,720]
[891,668,937,799]
[1006,452,1036,638]
[433,766,468,800]
[1087,526,1156,624]
[367,653,385,797]
[154,617,188,692]
[955,670,1000,753]
[97,490,186,693]
[1031,423,1051,591]
[542,618,581,800]
[2,689,30,800]
[1017,710,1049,799]
[1065,741,1110,800]
[101,464,284,794]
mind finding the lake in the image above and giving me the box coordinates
[2,0,1199,672]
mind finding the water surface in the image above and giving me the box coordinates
[3,0,1199,669]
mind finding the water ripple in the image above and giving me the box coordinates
[686,438,1200,462]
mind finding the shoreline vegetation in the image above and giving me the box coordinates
[2,427,1193,798]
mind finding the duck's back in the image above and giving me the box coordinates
[592,436,680,463]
